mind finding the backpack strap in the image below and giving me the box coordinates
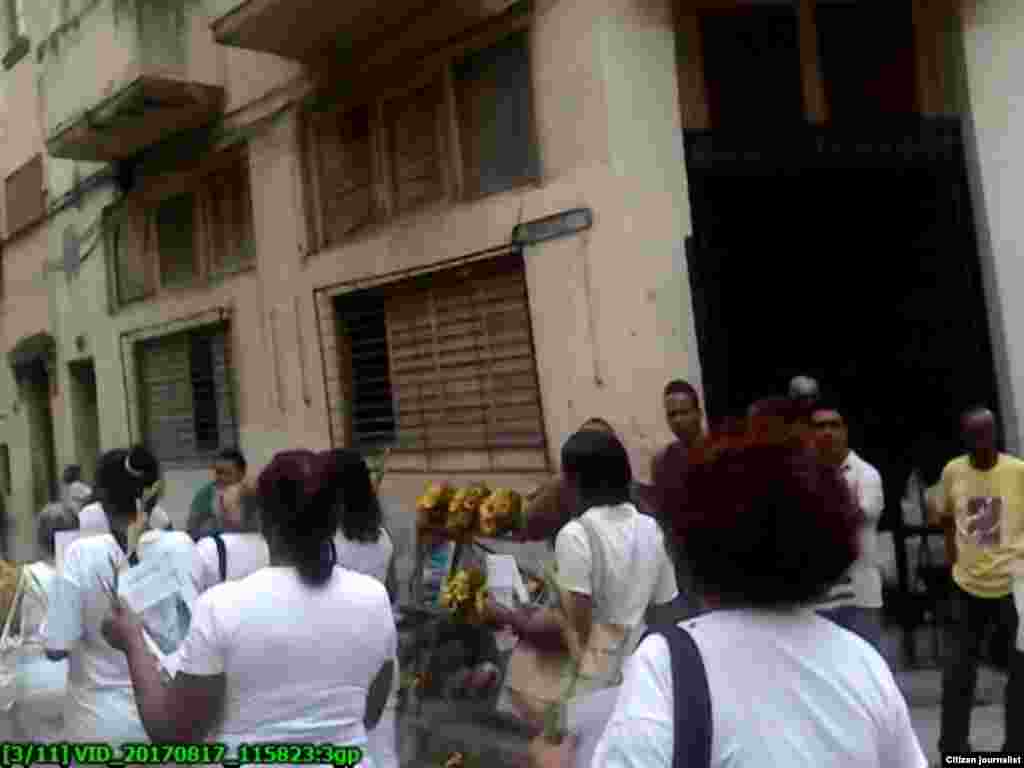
[647,622,713,768]
[212,533,227,583]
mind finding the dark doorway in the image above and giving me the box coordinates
[685,120,999,665]
[685,119,999,523]
[69,360,101,484]
[21,364,58,512]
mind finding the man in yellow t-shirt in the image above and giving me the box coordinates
[930,406,1024,755]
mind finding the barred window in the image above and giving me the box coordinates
[333,251,547,469]
[136,324,238,466]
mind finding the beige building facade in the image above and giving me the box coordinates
[0,0,1018,567]
[0,0,698,561]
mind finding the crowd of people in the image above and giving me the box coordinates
[3,446,400,767]
[513,376,1021,767]
[2,371,1022,768]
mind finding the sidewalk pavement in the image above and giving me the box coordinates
[902,666,1006,765]
[886,626,1008,765]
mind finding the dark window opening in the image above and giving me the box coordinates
[453,28,540,199]
[190,332,219,454]
[700,7,804,130]
[157,192,197,286]
[817,0,918,121]
[336,292,396,452]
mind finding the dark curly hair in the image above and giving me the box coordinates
[663,425,861,608]
[328,450,383,544]
[258,450,343,588]
[93,445,160,526]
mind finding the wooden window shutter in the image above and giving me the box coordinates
[383,252,545,453]
[386,80,446,213]
[454,29,540,199]
[4,154,45,237]
[138,324,237,465]
[206,149,255,275]
[112,203,155,306]
[316,105,376,245]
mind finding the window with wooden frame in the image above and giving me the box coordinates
[384,78,447,214]
[307,103,379,247]
[202,147,256,276]
[108,145,255,307]
[136,323,239,467]
[333,251,547,469]
[452,27,539,200]
[303,20,539,253]
[4,154,45,238]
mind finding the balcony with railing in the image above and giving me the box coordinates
[40,0,225,162]
[205,0,522,64]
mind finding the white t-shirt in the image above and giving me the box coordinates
[15,561,67,742]
[175,566,395,750]
[333,528,393,586]
[591,610,927,768]
[555,504,678,626]
[333,527,397,768]
[818,451,886,610]
[44,533,194,741]
[192,533,270,594]
[76,502,108,536]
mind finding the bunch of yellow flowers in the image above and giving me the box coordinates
[439,567,488,623]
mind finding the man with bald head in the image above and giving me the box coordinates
[931,406,1024,755]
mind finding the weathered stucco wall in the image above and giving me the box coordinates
[0,0,699,557]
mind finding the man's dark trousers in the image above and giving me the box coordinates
[939,582,1024,753]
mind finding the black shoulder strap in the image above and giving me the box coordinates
[110,527,139,567]
[650,623,712,768]
[212,533,227,583]
[329,537,338,566]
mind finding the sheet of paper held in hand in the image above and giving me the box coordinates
[115,553,195,678]
[567,686,621,768]
[486,554,530,652]
[117,552,197,614]
[486,554,529,607]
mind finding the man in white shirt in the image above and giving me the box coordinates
[810,401,886,650]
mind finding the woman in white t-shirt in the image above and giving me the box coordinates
[43,445,176,743]
[329,450,399,768]
[529,425,928,768]
[12,503,77,741]
[553,430,679,641]
[102,450,396,761]
[191,483,269,593]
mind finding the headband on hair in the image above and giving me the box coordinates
[125,455,144,478]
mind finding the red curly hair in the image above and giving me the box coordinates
[663,421,861,608]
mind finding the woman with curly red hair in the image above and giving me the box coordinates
[531,424,926,768]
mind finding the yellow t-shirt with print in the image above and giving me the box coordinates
[940,454,1024,598]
